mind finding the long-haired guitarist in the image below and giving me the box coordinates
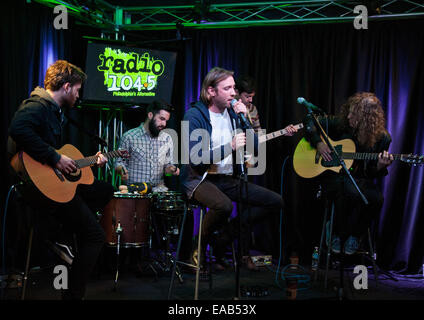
[304,92,394,255]
[8,60,114,300]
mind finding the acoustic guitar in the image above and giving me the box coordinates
[10,144,129,203]
[293,137,424,178]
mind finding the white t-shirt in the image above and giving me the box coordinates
[208,108,234,175]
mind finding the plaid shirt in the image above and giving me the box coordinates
[115,123,174,192]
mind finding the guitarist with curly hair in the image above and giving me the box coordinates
[304,92,394,255]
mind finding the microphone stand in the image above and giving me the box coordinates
[306,108,368,204]
[306,107,368,300]
[232,116,250,300]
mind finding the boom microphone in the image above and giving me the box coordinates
[297,97,325,114]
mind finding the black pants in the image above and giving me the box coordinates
[193,174,284,256]
[323,174,383,238]
[21,178,113,299]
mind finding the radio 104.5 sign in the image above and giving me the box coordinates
[83,43,176,105]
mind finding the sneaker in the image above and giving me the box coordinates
[330,236,341,254]
[344,236,359,255]
[46,240,74,265]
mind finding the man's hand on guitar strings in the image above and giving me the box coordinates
[55,154,77,174]
[96,151,108,167]
[317,141,333,161]
[284,124,298,136]
[377,150,394,170]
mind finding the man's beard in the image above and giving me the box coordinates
[216,97,230,110]
[149,119,161,137]
[63,97,78,110]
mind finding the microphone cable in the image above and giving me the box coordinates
[1,183,21,298]
[274,155,290,289]
[274,155,311,292]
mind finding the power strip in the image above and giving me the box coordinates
[251,255,272,266]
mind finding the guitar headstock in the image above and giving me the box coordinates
[118,150,130,159]
[401,154,424,166]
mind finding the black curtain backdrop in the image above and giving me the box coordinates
[181,20,424,272]
[1,2,423,274]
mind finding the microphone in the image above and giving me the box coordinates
[230,99,252,129]
[297,97,325,114]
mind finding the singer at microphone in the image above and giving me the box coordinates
[181,67,291,272]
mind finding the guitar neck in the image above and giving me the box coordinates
[258,123,304,143]
[342,152,403,161]
[75,150,122,168]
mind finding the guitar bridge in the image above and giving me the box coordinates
[314,151,320,164]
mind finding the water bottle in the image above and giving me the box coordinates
[311,247,319,271]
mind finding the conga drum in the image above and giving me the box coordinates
[100,193,152,248]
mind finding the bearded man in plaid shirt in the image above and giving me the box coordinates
[115,100,179,191]
[115,101,194,264]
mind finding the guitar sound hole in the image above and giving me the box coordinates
[64,169,82,182]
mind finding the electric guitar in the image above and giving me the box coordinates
[10,144,129,203]
[245,123,304,167]
[257,123,304,144]
[293,137,424,178]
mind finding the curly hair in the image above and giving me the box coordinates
[340,92,387,148]
[44,60,86,91]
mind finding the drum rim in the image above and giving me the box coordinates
[113,193,152,199]
[106,241,149,248]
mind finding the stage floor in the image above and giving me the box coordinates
[3,250,423,301]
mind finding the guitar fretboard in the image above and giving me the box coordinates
[75,150,123,168]
[259,123,304,143]
[342,152,403,161]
